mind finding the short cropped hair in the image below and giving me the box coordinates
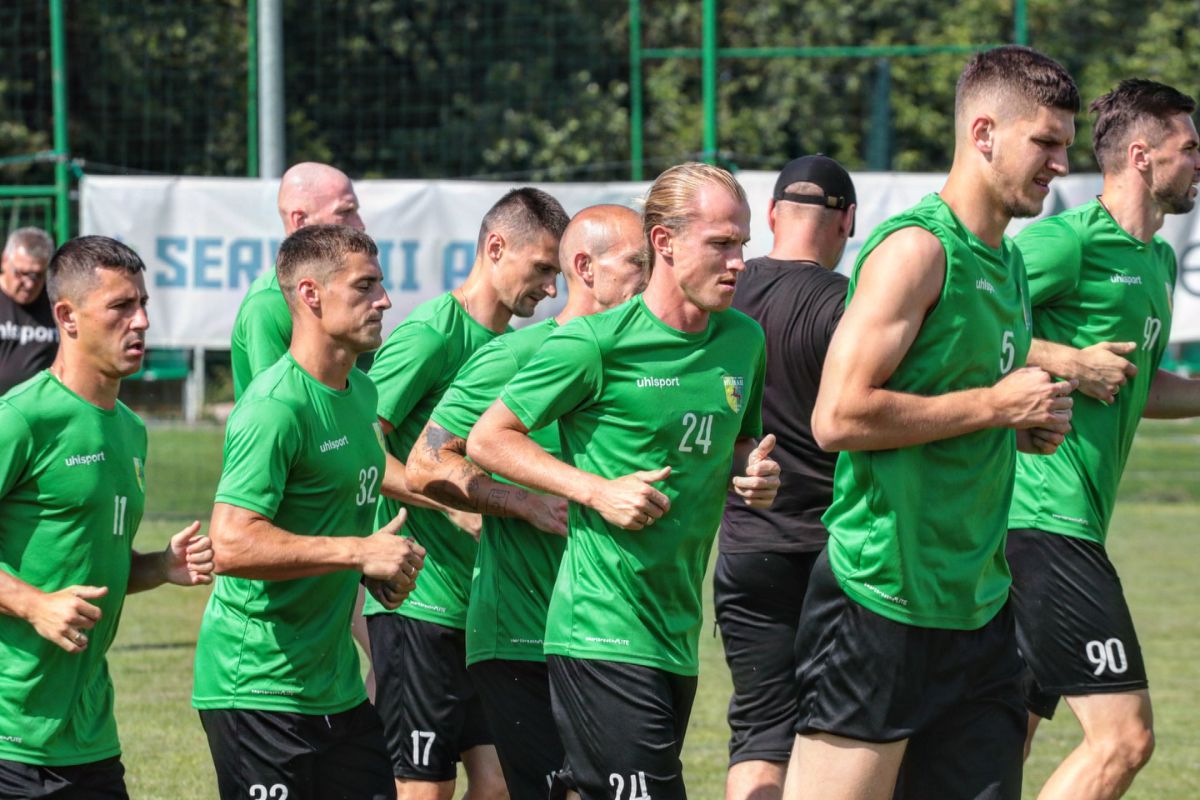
[1091,79,1197,173]
[4,227,55,264]
[47,236,145,304]
[643,162,748,269]
[476,188,570,252]
[955,46,1080,122]
[275,224,378,306]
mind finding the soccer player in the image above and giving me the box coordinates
[405,204,647,799]
[0,227,58,394]
[715,154,856,800]
[1008,79,1200,800]
[0,235,213,799]
[230,161,365,397]
[467,163,781,800]
[227,161,383,697]
[781,46,1080,800]
[193,225,425,800]
[366,188,568,800]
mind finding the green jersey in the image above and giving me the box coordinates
[430,318,566,665]
[192,356,384,714]
[500,296,765,676]
[230,269,292,398]
[824,194,1031,630]
[1009,200,1176,544]
[0,372,147,766]
[365,293,504,628]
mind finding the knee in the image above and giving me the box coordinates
[1096,723,1155,775]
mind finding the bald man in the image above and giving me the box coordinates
[230,162,364,397]
[404,205,647,799]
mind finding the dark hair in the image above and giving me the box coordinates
[476,188,570,251]
[956,46,1080,120]
[275,224,378,304]
[47,236,145,303]
[1090,79,1197,173]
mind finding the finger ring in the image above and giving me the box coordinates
[73,631,84,644]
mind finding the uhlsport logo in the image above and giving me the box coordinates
[723,375,744,413]
[133,457,145,492]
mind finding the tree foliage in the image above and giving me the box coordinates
[3,0,1200,183]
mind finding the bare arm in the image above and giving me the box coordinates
[812,226,1075,452]
[468,400,670,531]
[1143,369,1200,418]
[1027,339,1137,403]
[407,420,567,535]
[208,502,423,583]
[0,569,108,654]
[127,520,214,594]
[376,418,452,511]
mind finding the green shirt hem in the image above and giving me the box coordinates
[0,744,121,769]
[836,578,1008,631]
[465,647,547,667]
[543,645,698,677]
[1007,516,1104,546]
[191,691,366,715]
[363,602,468,630]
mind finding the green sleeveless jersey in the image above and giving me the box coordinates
[430,318,566,665]
[824,194,1031,630]
[500,296,766,675]
[365,293,504,628]
[230,269,292,398]
[1009,200,1176,544]
[0,372,147,766]
[192,357,384,714]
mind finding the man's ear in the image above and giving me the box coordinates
[649,225,674,263]
[574,251,594,287]
[971,114,996,157]
[485,231,506,264]
[53,298,78,336]
[296,276,322,312]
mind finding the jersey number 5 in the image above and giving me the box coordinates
[1000,330,1016,375]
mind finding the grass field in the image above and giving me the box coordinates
[110,419,1200,798]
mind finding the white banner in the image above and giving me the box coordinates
[80,173,1200,346]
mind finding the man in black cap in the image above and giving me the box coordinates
[716,154,856,800]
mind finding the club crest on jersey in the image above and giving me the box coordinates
[132,457,145,492]
[723,375,744,413]
[373,421,386,452]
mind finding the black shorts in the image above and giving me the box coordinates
[794,550,1026,800]
[714,549,820,766]
[367,614,492,781]
[198,701,393,800]
[469,659,563,800]
[547,655,697,800]
[0,756,127,800]
[1007,528,1148,720]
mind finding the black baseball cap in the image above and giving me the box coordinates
[773,155,857,234]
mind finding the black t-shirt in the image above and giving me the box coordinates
[721,257,847,553]
[0,289,58,395]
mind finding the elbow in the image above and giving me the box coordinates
[403,454,432,496]
[811,404,851,452]
[465,430,493,473]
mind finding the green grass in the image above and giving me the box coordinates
[109,420,1200,797]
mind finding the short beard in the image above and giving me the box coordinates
[1154,183,1195,215]
[1000,194,1046,220]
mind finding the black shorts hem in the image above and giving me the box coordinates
[795,722,910,746]
[728,748,793,766]
[1052,679,1150,696]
